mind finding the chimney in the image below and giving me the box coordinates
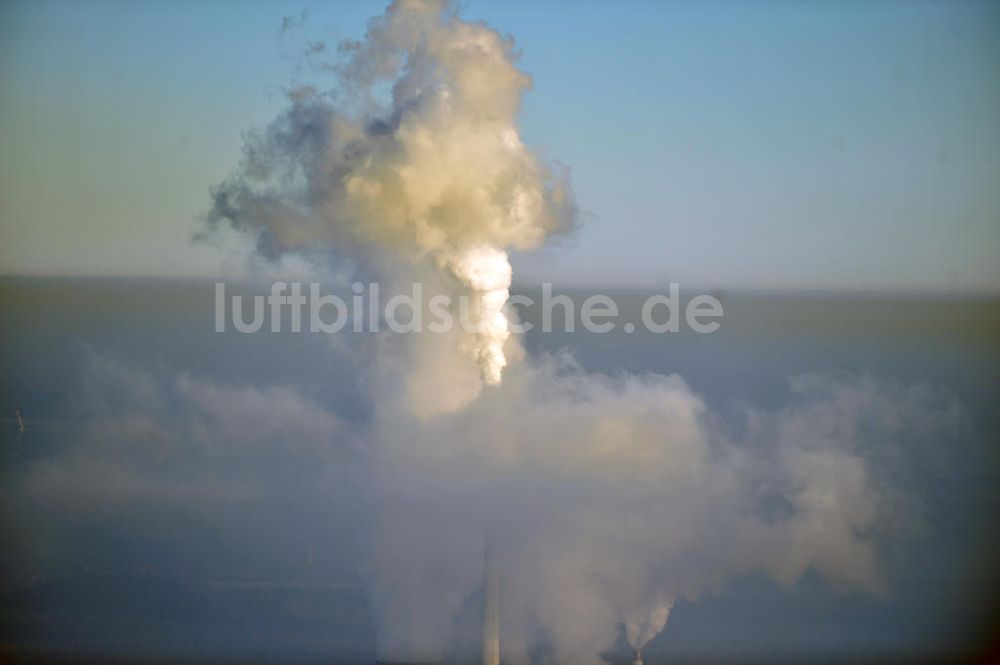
[632,649,643,665]
[482,540,499,665]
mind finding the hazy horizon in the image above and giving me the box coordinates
[2,0,999,292]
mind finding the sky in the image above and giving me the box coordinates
[1,0,998,292]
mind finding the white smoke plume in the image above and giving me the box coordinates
[209,0,574,411]
[204,2,970,664]
[626,602,672,651]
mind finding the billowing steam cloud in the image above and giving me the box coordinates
[199,1,969,664]
[209,0,574,407]
[362,361,963,664]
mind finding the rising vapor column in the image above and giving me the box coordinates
[482,542,499,665]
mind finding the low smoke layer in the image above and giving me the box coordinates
[5,353,965,663]
[3,355,367,581]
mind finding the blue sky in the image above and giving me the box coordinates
[1,0,998,291]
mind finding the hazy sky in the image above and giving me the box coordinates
[1,0,998,291]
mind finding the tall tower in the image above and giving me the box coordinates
[481,540,499,665]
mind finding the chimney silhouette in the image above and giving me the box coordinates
[482,539,499,665]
